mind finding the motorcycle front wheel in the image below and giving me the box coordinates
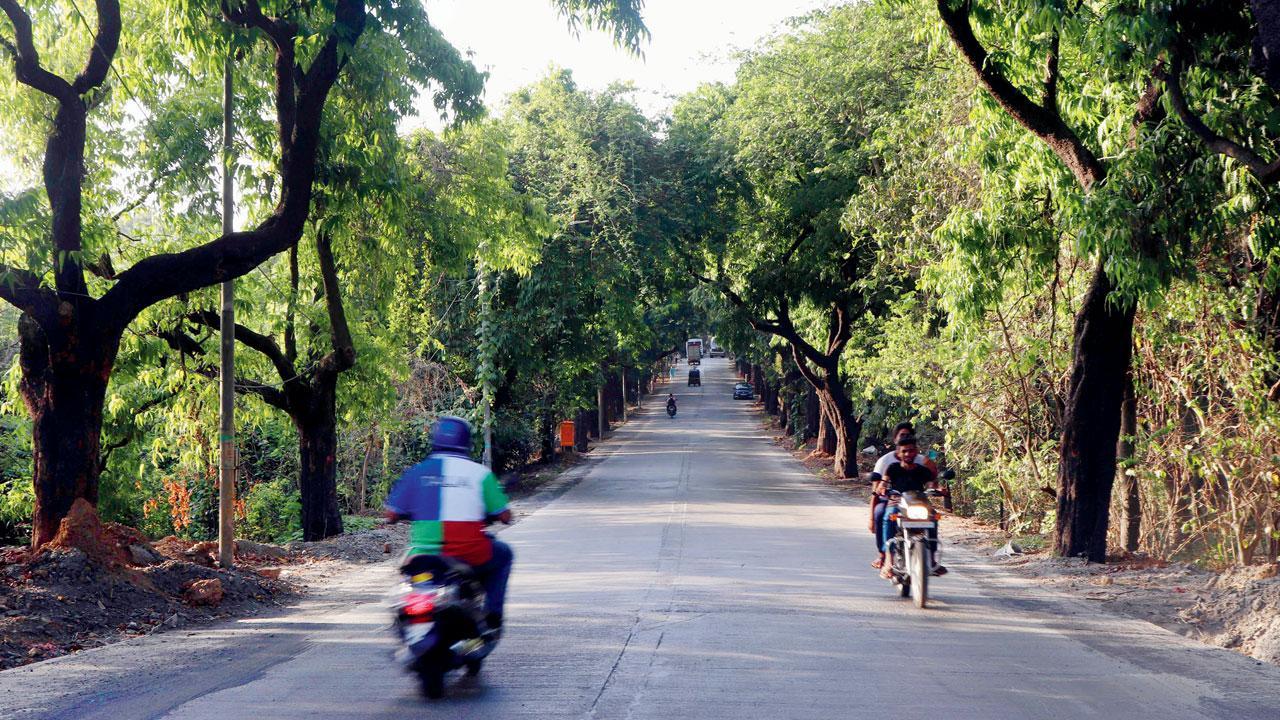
[909,540,929,609]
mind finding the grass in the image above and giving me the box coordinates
[341,514,381,534]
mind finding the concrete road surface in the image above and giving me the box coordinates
[3,357,1279,719]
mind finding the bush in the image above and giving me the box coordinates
[240,478,302,543]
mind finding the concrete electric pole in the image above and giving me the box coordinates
[217,54,237,569]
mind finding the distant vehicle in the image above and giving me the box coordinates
[686,338,702,365]
[708,345,725,358]
[733,382,753,400]
[688,368,701,386]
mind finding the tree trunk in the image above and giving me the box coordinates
[804,385,820,441]
[816,380,860,479]
[540,409,556,461]
[778,384,790,432]
[296,381,343,542]
[1118,377,1140,552]
[817,405,837,456]
[20,314,117,548]
[577,409,594,448]
[1054,266,1137,562]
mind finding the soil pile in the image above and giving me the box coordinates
[0,502,297,670]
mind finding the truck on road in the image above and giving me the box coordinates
[686,338,702,365]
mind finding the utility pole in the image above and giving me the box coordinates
[217,53,236,569]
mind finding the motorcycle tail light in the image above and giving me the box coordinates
[402,592,435,620]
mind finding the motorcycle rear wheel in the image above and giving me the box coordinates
[419,667,445,699]
[465,659,483,677]
[910,542,929,609]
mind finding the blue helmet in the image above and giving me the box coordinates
[430,416,473,455]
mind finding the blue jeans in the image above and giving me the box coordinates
[471,539,513,619]
[872,501,887,552]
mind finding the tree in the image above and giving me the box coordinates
[0,0,370,547]
[929,0,1215,560]
[668,5,943,477]
[0,0,648,547]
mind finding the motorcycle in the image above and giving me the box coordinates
[392,554,498,699]
[666,401,677,417]
[883,470,953,609]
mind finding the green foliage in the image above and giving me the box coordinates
[241,478,303,544]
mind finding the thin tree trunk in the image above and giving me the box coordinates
[575,409,592,451]
[804,385,820,441]
[1118,376,1140,552]
[356,431,376,514]
[1055,265,1137,562]
[817,404,837,456]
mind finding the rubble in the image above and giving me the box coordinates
[0,502,298,671]
[181,579,224,606]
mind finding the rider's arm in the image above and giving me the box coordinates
[383,471,416,524]
[482,471,512,525]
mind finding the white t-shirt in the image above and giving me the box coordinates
[873,450,929,476]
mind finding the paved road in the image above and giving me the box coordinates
[4,357,1280,719]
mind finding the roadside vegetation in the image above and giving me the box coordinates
[0,0,1278,582]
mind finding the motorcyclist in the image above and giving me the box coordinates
[667,394,677,413]
[384,416,513,634]
[878,435,946,578]
[869,422,935,570]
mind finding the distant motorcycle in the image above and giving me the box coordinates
[667,400,677,417]
[393,554,498,699]
[883,470,953,609]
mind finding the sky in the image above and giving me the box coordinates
[414,0,833,128]
[0,0,831,191]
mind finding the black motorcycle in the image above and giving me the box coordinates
[883,470,953,608]
[393,554,498,698]
[666,400,677,417]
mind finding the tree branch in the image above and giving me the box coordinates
[99,0,368,328]
[0,263,56,321]
[285,243,298,363]
[187,309,297,385]
[0,0,76,103]
[1165,51,1280,184]
[936,0,1105,189]
[788,342,826,391]
[1043,29,1059,112]
[162,326,291,410]
[314,230,355,379]
[71,0,120,94]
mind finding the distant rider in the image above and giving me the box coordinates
[869,422,934,571]
[384,416,513,634]
[878,435,946,578]
[667,394,677,413]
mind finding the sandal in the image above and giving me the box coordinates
[879,565,894,580]
[933,565,948,576]
[870,557,884,569]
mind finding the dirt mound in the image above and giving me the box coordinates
[41,499,130,566]
[1181,565,1280,664]
[0,531,296,669]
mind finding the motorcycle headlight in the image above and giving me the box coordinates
[905,504,931,520]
